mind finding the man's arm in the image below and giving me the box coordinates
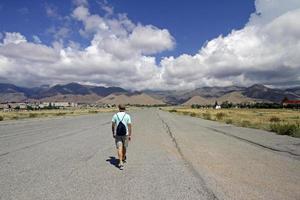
[128,123,132,140]
[112,122,116,138]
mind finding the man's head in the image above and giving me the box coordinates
[118,104,126,111]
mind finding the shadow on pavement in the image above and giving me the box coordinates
[106,156,119,169]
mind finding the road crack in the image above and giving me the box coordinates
[157,112,219,200]
[207,127,300,158]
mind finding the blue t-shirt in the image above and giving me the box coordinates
[112,112,132,135]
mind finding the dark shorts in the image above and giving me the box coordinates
[115,135,129,149]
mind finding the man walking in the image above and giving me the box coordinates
[112,104,132,170]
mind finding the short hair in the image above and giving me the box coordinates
[118,104,126,110]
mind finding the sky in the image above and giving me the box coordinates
[0,0,299,90]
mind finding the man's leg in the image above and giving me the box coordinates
[117,144,123,164]
[122,136,129,161]
[115,137,124,168]
[122,147,126,161]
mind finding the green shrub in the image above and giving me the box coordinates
[181,111,190,115]
[269,116,280,122]
[270,123,299,136]
[88,110,98,114]
[225,119,233,124]
[0,116,3,121]
[216,112,226,120]
[29,113,38,118]
[56,112,66,116]
[202,112,211,120]
[190,113,196,117]
[12,116,19,120]
[169,109,177,113]
[241,120,251,127]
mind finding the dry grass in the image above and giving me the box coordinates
[165,107,300,137]
[0,108,118,121]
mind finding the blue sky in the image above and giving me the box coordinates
[0,0,255,58]
[0,0,299,90]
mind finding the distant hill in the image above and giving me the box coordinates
[184,86,245,98]
[0,82,128,103]
[285,86,300,96]
[243,84,300,103]
[183,96,213,105]
[39,94,102,103]
[36,82,127,98]
[143,90,188,104]
[0,93,27,103]
[183,91,258,105]
[97,93,165,105]
[0,82,299,104]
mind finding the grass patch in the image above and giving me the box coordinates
[0,116,3,121]
[270,123,300,137]
[269,116,280,122]
[216,112,226,120]
[88,110,99,114]
[11,116,19,120]
[202,112,211,120]
[55,112,67,116]
[240,120,251,127]
[165,107,300,138]
[225,119,233,124]
[29,113,38,118]
[190,113,197,117]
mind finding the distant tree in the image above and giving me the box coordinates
[26,105,33,110]
[214,101,218,108]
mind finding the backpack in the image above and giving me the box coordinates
[116,113,127,136]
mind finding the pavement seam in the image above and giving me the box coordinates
[157,112,219,200]
[207,127,300,158]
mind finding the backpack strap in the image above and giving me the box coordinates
[116,113,126,123]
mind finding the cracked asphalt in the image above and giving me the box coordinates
[0,108,299,200]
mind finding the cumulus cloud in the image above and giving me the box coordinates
[0,0,299,90]
[2,32,27,45]
[160,0,300,89]
[0,3,174,90]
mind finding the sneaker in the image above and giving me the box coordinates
[119,162,124,170]
[122,155,127,163]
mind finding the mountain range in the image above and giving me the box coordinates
[0,82,299,105]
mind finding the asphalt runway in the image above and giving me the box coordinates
[0,109,299,200]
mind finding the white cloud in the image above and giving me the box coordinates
[47,26,71,40]
[160,0,300,89]
[130,25,175,54]
[32,35,42,43]
[97,0,114,16]
[71,4,174,57]
[2,32,27,45]
[72,6,89,21]
[248,0,300,26]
